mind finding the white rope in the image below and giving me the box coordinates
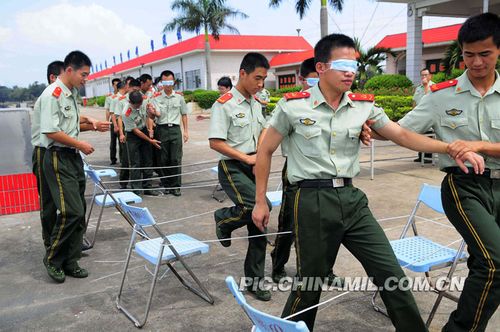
[284,292,351,320]
[156,209,218,226]
[90,158,219,170]
[101,167,215,184]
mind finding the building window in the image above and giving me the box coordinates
[278,74,296,89]
[185,69,201,90]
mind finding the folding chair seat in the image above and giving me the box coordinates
[266,190,282,207]
[372,183,467,327]
[84,169,142,249]
[117,201,214,328]
[226,276,309,332]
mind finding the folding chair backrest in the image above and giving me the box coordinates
[225,277,309,332]
[418,184,444,214]
[120,201,156,227]
[85,168,102,185]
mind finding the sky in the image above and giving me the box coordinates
[0,0,465,87]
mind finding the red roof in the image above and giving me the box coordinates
[270,49,314,68]
[376,24,462,49]
[88,34,312,80]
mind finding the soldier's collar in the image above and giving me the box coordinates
[55,77,74,97]
[311,85,326,109]
[232,87,248,105]
[342,92,355,108]
[456,70,500,96]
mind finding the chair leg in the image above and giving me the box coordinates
[211,183,226,203]
[83,190,98,246]
[371,290,388,317]
[89,194,108,248]
[167,257,214,304]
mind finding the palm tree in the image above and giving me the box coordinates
[163,0,248,90]
[441,40,462,74]
[269,0,344,37]
[354,37,394,89]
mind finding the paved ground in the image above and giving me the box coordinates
[0,106,498,331]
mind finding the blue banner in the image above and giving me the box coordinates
[127,50,130,60]
[113,56,116,66]
[151,39,154,51]
[177,28,182,42]
[120,53,123,63]
[105,60,108,69]
[135,46,139,57]
[163,34,167,46]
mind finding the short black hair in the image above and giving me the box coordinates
[63,50,92,70]
[160,70,175,79]
[139,73,152,83]
[111,78,121,85]
[46,60,64,84]
[420,68,430,73]
[129,90,143,104]
[314,34,356,64]
[129,79,141,88]
[458,12,500,47]
[116,81,125,89]
[154,76,162,85]
[125,76,134,84]
[217,76,233,89]
[300,57,316,77]
[239,52,269,74]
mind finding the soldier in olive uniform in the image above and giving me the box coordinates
[209,53,273,301]
[253,34,484,331]
[39,51,108,283]
[394,14,500,332]
[121,90,161,196]
[151,70,189,196]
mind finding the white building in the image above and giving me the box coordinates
[85,34,312,97]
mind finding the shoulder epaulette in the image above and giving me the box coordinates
[430,80,458,92]
[348,93,374,102]
[142,95,148,100]
[175,91,184,96]
[106,93,112,97]
[284,91,310,101]
[111,94,117,99]
[119,95,127,100]
[52,87,62,98]
[125,108,132,117]
[154,92,162,98]
[217,92,233,104]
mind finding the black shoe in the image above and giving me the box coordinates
[110,161,117,165]
[327,271,344,288]
[247,287,272,301]
[172,189,181,196]
[81,242,92,251]
[163,189,172,195]
[215,220,231,247]
[63,265,89,278]
[413,158,422,162]
[43,258,65,283]
[144,190,161,196]
[272,269,287,283]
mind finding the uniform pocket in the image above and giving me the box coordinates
[295,125,322,157]
[230,116,251,143]
[440,117,468,130]
[344,128,361,155]
[491,119,500,130]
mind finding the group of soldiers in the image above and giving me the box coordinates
[30,11,499,332]
[105,71,188,196]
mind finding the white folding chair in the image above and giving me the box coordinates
[84,169,143,249]
[226,276,309,332]
[372,183,467,327]
[117,201,214,328]
[210,166,227,202]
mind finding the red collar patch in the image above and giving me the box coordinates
[348,93,374,102]
[52,87,62,98]
[430,79,458,92]
[217,92,233,104]
[284,91,310,101]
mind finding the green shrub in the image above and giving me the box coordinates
[266,102,277,115]
[365,74,413,90]
[374,95,413,121]
[355,86,413,96]
[193,90,220,109]
[270,96,281,103]
[432,69,465,83]
[96,95,106,107]
[183,90,193,95]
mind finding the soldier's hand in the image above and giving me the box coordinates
[447,140,481,159]
[252,201,270,233]
[95,121,111,132]
[150,139,161,150]
[183,132,189,143]
[119,134,126,143]
[113,126,119,134]
[455,151,484,175]
[146,103,158,117]
[78,141,95,155]
[245,154,257,166]
[360,120,375,146]
[148,129,154,139]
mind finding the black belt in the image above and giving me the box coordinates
[298,178,352,188]
[49,146,78,154]
[158,123,178,127]
[445,167,500,179]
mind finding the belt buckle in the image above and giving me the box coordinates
[491,170,500,179]
[332,178,344,188]
[167,123,173,127]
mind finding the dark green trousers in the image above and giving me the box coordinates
[271,160,294,274]
[43,149,86,270]
[215,159,272,280]
[32,146,57,251]
[119,140,130,188]
[110,123,118,164]
[126,129,153,193]
[441,173,499,332]
[156,124,182,189]
[282,184,426,331]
